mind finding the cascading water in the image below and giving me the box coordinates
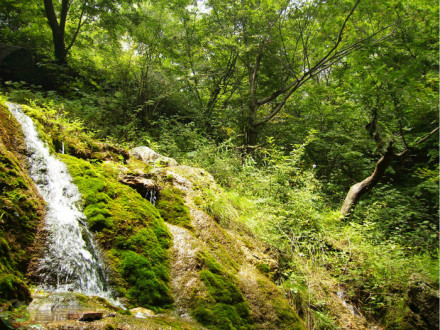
[7,102,112,299]
[145,188,157,205]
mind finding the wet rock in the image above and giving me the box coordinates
[0,317,13,330]
[130,146,178,166]
[118,175,158,204]
[79,312,103,321]
[130,307,155,318]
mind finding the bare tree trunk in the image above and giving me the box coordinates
[340,127,439,217]
[340,144,394,217]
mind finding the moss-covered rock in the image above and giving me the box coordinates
[0,274,32,304]
[60,156,173,310]
[192,251,252,329]
[158,166,305,329]
[156,187,192,229]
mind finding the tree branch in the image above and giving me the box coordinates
[254,25,395,124]
[397,127,439,158]
[66,1,88,53]
[59,0,70,32]
[43,0,59,31]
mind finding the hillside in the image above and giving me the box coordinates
[0,96,438,329]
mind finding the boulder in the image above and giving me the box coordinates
[130,146,178,167]
[0,44,35,83]
[130,307,155,318]
[405,274,439,329]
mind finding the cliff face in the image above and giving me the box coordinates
[0,100,305,329]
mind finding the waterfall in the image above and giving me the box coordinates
[7,103,112,299]
[145,188,157,205]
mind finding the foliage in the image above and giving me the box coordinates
[185,133,438,327]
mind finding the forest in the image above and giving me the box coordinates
[0,0,438,329]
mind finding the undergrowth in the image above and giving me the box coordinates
[181,135,439,327]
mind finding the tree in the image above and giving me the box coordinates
[201,0,397,149]
[42,0,121,64]
[42,0,86,64]
[339,0,439,216]
[340,127,439,216]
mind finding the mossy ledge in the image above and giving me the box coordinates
[191,251,252,329]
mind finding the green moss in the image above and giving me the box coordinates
[194,196,203,206]
[256,263,270,274]
[197,251,223,274]
[200,270,244,305]
[257,279,304,328]
[0,238,12,270]
[119,251,173,309]
[191,251,252,329]
[156,187,192,229]
[0,274,31,304]
[60,155,173,309]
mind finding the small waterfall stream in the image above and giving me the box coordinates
[7,103,112,299]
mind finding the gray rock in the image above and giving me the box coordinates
[129,146,178,166]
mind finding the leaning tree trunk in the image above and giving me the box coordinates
[340,144,395,217]
[340,126,439,217]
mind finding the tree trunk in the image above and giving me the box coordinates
[43,0,69,65]
[340,144,394,217]
[245,125,259,149]
[244,103,259,152]
[53,31,67,64]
